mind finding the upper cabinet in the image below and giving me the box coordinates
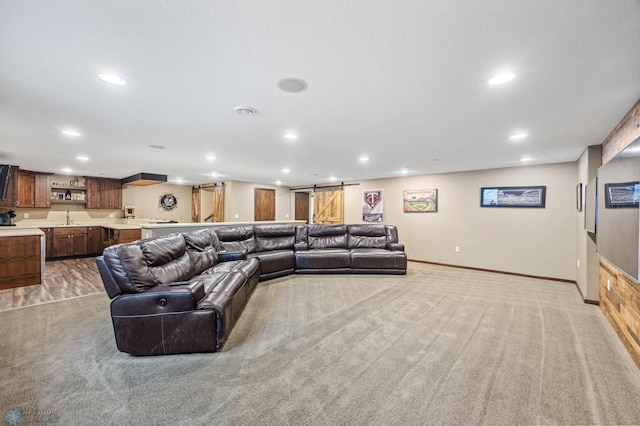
[0,166,17,208]
[16,170,51,208]
[86,177,122,210]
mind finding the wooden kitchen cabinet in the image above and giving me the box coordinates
[41,227,54,259]
[0,234,42,289]
[0,166,18,208]
[16,170,51,208]
[53,226,88,257]
[102,227,141,250]
[16,169,34,208]
[86,177,122,209]
[87,226,103,255]
[34,174,51,208]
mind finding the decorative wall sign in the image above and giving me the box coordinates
[403,189,438,212]
[480,186,546,208]
[362,189,383,222]
[159,193,178,211]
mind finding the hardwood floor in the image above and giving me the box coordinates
[0,257,105,311]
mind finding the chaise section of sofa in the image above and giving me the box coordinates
[96,230,260,355]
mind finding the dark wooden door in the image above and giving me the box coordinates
[254,188,275,221]
[295,192,310,223]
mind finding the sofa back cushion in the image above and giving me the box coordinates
[102,233,194,293]
[139,234,195,285]
[347,224,388,249]
[183,228,221,275]
[255,224,296,251]
[385,225,399,244]
[307,224,348,249]
[215,225,258,253]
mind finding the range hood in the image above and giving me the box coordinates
[121,172,167,186]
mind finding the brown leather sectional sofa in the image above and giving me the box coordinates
[96,223,407,356]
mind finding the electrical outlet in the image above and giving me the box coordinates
[455,246,460,253]
[577,259,580,268]
[607,280,611,291]
[23,213,29,219]
[234,213,239,219]
[109,213,114,218]
[285,213,290,218]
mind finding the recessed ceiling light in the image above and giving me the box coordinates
[61,167,72,173]
[75,155,89,161]
[488,72,515,85]
[210,172,218,177]
[282,168,290,174]
[520,157,532,162]
[61,129,82,137]
[359,156,370,163]
[206,155,216,161]
[400,168,409,174]
[284,133,298,140]
[148,144,166,149]
[98,73,127,85]
[275,180,282,185]
[277,78,308,93]
[329,176,337,182]
[510,132,528,140]
[235,106,256,116]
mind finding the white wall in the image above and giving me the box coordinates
[122,183,192,222]
[224,180,291,221]
[341,162,578,280]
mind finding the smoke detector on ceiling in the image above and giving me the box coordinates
[235,106,256,116]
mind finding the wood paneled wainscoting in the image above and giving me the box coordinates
[599,98,640,368]
[600,259,640,367]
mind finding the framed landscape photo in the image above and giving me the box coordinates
[604,181,640,208]
[480,186,546,208]
[403,189,437,212]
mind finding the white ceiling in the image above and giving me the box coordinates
[1,1,639,187]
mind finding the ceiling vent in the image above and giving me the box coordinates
[277,78,308,93]
[121,172,167,186]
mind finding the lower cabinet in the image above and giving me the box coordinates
[40,226,141,259]
[87,226,102,255]
[53,227,88,258]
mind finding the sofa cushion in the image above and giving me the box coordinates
[307,224,348,249]
[249,250,295,274]
[255,224,296,251]
[350,248,406,269]
[138,234,196,285]
[103,243,157,293]
[183,228,220,275]
[347,224,388,249]
[295,248,350,269]
[215,225,258,254]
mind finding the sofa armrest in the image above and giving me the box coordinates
[111,282,205,316]
[294,242,308,251]
[386,242,405,251]
[219,250,247,262]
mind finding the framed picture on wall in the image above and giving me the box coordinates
[604,181,640,208]
[403,189,438,212]
[480,186,546,208]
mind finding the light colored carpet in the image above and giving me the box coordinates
[1,262,640,425]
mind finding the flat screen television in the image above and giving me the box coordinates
[596,136,640,282]
[0,165,11,200]
[584,177,597,234]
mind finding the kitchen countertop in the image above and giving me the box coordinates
[0,228,44,237]
[141,220,304,229]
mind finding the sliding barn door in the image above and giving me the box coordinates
[211,186,224,222]
[191,187,201,223]
[313,187,344,224]
[255,188,276,221]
